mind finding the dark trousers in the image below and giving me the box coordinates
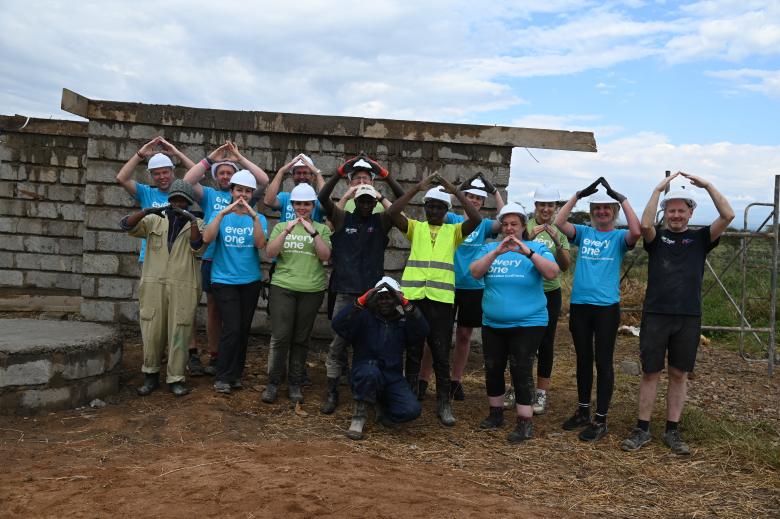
[405,298,454,396]
[569,303,621,416]
[267,285,324,385]
[482,325,546,405]
[212,281,262,384]
[537,288,562,379]
[352,361,421,423]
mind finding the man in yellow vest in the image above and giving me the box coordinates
[387,173,482,425]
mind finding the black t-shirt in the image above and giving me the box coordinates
[643,226,719,316]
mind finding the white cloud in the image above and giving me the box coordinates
[509,133,780,228]
[707,68,780,97]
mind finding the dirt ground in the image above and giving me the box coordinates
[1,322,778,518]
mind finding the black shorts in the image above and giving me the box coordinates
[201,260,213,294]
[639,312,701,373]
[454,289,483,328]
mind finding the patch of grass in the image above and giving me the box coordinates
[682,406,780,471]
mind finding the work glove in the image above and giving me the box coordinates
[576,178,602,199]
[600,178,627,203]
[144,205,169,216]
[478,172,497,194]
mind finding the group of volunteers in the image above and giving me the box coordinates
[117,136,734,455]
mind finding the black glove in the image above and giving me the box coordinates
[459,173,481,191]
[478,173,497,194]
[600,178,626,203]
[576,179,602,199]
[144,205,169,216]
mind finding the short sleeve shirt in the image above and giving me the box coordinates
[269,221,332,292]
[276,191,324,223]
[570,224,629,305]
[209,212,268,285]
[643,226,718,316]
[133,183,170,262]
[479,241,553,328]
[446,213,498,289]
[528,217,570,292]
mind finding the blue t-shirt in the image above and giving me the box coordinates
[570,224,629,305]
[276,191,324,223]
[200,187,234,261]
[479,241,553,328]
[134,183,170,262]
[209,212,269,285]
[446,212,498,289]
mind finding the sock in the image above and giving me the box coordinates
[578,403,590,416]
[536,389,546,395]
[594,413,607,424]
[666,420,678,432]
[637,419,650,432]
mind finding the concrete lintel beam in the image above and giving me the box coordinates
[60,89,597,153]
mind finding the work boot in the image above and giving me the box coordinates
[662,429,691,456]
[261,383,278,403]
[579,421,609,442]
[169,382,190,397]
[417,379,429,401]
[288,384,304,405]
[203,356,218,376]
[479,406,505,429]
[436,388,456,427]
[319,377,339,415]
[450,380,465,401]
[346,401,368,440]
[187,353,205,377]
[136,373,159,396]
[213,380,232,394]
[507,417,534,444]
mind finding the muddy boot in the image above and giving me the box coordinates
[436,386,456,427]
[136,373,159,396]
[479,406,505,429]
[288,384,304,405]
[320,377,339,415]
[346,401,368,440]
[261,383,278,403]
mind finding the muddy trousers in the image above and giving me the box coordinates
[267,285,324,385]
[405,298,454,396]
[537,288,562,379]
[352,362,421,423]
[482,325,546,405]
[325,293,355,379]
[569,303,621,416]
[138,280,199,384]
[211,281,262,384]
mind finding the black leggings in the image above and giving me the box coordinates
[537,288,561,379]
[212,281,262,384]
[483,325,546,405]
[568,303,621,416]
[406,298,454,396]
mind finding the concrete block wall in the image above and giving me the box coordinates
[0,117,87,292]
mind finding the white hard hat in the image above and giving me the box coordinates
[147,153,174,170]
[348,158,376,180]
[661,189,697,210]
[354,184,378,199]
[497,202,526,222]
[229,170,257,190]
[588,190,618,205]
[291,154,315,171]
[375,276,401,293]
[533,185,561,203]
[290,183,317,202]
[423,186,452,209]
[211,161,239,181]
[463,178,488,198]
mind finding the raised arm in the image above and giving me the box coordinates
[227,141,269,190]
[116,137,162,196]
[300,218,331,261]
[202,200,240,244]
[641,173,680,243]
[601,178,641,246]
[439,176,482,235]
[386,174,438,233]
[264,154,301,210]
[183,142,232,200]
[158,138,195,170]
[683,173,735,241]
[265,219,298,258]
[554,178,602,239]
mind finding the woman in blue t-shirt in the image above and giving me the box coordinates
[470,203,559,444]
[203,170,268,394]
[554,177,641,442]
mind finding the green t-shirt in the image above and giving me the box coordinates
[344,198,385,214]
[269,221,332,292]
[528,217,570,292]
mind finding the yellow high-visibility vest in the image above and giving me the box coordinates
[401,221,459,304]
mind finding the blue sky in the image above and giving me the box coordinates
[1,0,778,226]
